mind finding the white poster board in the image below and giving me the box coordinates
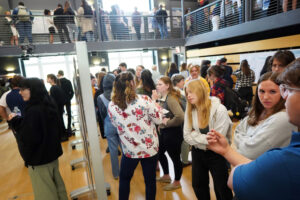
[240,49,300,82]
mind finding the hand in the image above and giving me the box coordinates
[162,117,169,125]
[8,113,17,121]
[206,129,230,156]
[152,90,159,101]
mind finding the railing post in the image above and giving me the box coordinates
[181,0,186,38]
[244,0,251,21]
[94,1,102,41]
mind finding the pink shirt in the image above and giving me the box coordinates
[108,95,163,158]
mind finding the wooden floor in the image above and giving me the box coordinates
[0,117,237,200]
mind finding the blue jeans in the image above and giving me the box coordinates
[158,23,168,39]
[119,154,158,200]
[238,7,243,24]
[16,21,32,43]
[104,116,120,178]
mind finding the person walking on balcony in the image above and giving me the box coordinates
[44,9,55,44]
[155,4,168,39]
[54,4,71,43]
[132,7,142,40]
[64,1,78,42]
[12,2,33,44]
[77,0,94,42]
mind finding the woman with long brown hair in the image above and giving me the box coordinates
[155,76,184,191]
[234,72,297,160]
[233,59,255,105]
[165,62,179,78]
[184,79,233,200]
[108,72,167,200]
[136,69,156,97]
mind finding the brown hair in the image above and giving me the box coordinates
[47,74,58,85]
[248,72,285,126]
[97,72,106,88]
[159,76,181,103]
[10,75,24,88]
[111,72,137,110]
[207,65,225,78]
[271,50,295,68]
[240,59,251,76]
[278,58,300,87]
[64,1,71,13]
[185,79,211,128]
[180,63,187,72]
[165,63,178,76]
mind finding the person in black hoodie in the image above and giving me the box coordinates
[8,78,68,200]
[47,74,68,141]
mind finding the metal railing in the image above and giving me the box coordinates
[185,0,245,37]
[251,0,300,20]
[0,14,183,46]
[185,0,299,37]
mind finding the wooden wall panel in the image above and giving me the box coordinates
[224,55,240,63]
[230,64,240,71]
[187,34,300,58]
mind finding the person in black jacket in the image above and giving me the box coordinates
[57,70,74,136]
[54,4,71,43]
[47,74,68,141]
[8,78,68,200]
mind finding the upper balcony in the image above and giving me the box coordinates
[184,0,300,48]
[0,14,185,56]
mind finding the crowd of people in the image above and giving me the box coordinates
[87,49,299,199]
[1,48,300,200]
[1,1,172,45]
[186,0,299,35]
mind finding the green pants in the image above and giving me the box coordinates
[28,159,68,200]
[181,140,190,164]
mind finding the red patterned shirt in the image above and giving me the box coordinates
[108,95,164,158]
[210,78,227,105]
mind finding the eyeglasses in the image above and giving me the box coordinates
[279,84,300,99]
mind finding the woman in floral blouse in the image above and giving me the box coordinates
[108,72,167,200]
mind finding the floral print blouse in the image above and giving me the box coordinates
[108,95,164,158]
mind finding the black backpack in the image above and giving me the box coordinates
[216,82,248,119]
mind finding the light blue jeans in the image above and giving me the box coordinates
[104,115,120,178]
[158,23,168,39]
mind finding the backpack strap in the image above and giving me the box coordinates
[100,94,109,108]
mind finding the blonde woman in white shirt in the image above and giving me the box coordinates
[184,79,233,200]
[108,72,167,200]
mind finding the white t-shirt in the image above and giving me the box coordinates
[0,90,12,114]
